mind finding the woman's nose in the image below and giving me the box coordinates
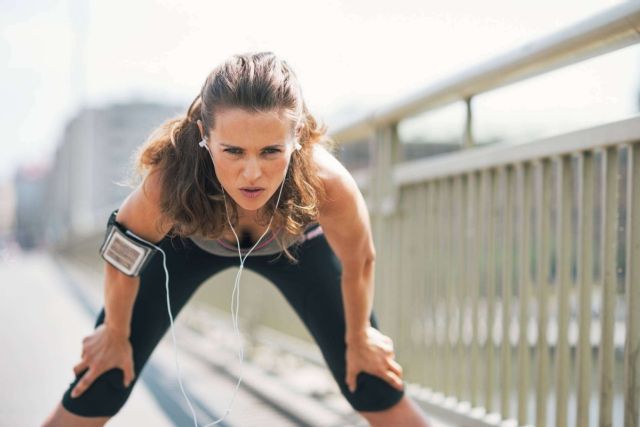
[242,157,262,181]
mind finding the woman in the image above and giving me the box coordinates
[42,52,431,427]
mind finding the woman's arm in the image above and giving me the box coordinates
[68,169,174,399]
[314,145,404,393]
[104,169,172,338]
[314,145,376,343]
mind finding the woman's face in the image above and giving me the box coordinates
[200,108,297,217]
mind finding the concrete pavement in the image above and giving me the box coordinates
[0,249,174,427]
[0,248,449,427]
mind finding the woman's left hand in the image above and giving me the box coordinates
[345,326,404,393]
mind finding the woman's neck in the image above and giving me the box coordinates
[233,203,272,225]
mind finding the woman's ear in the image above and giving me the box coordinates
[197,120,205,140]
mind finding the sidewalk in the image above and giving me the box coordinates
[1,249,450,427]
[53,250,361,426]
[0,250,173,427]
[0,249,367,426]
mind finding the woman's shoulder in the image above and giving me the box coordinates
[313,144,352,186]
[311,143,358,211]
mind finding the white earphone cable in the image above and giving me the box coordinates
[130,140,291,426]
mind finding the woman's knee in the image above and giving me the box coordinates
[61,367,135,418]
[340,371,405,412]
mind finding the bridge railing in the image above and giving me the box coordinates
[329,3,640,426]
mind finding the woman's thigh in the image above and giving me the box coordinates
[61,236,232,417]
[248,236,405,412]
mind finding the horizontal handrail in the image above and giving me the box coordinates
[330,2,640,143]
[351,114,640,189]
[395,114,640,184]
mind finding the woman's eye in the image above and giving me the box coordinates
[224,148,242,155]
[263,148,281,154]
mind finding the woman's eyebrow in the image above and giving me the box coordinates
[220,143,284,149]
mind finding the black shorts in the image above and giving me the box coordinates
[61,228,405,417]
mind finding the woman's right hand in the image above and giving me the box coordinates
[70,323,135,398]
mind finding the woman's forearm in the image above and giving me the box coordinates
[341,258,375,344]
[103,262,140,338]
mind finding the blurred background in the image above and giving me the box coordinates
[1,0,637,252]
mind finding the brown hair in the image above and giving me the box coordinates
[129,51,337,263]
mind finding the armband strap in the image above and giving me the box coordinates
[99,209,159,277]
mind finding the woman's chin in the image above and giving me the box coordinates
[232,193,267,213]
[238,203,261,213]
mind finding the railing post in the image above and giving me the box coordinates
[576,152,595,427]
[369,123,401,349]
[500,166,513,420]
[518,161,535,425]
[370,123,401,217]
[555,155,573,427]
[463,96,474,149]
[624,143,640,427]
[598,147,618,427]
[534,158,553,427]
[469,171,481,409]
[486,168,497,415]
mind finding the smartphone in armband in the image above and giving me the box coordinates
[99,209,159,277]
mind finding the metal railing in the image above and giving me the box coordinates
[329,3,640,426]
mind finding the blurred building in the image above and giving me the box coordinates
[44,101,183,247]
[0,179,16,246]
[14,163,48,250]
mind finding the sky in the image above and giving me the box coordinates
[1,0,637,181]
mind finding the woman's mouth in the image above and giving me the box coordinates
[240,188,264,199]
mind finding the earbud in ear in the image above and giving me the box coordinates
[294,142,302,151]
[200,139,216,164]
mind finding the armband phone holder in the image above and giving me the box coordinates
[99,209,159,277]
